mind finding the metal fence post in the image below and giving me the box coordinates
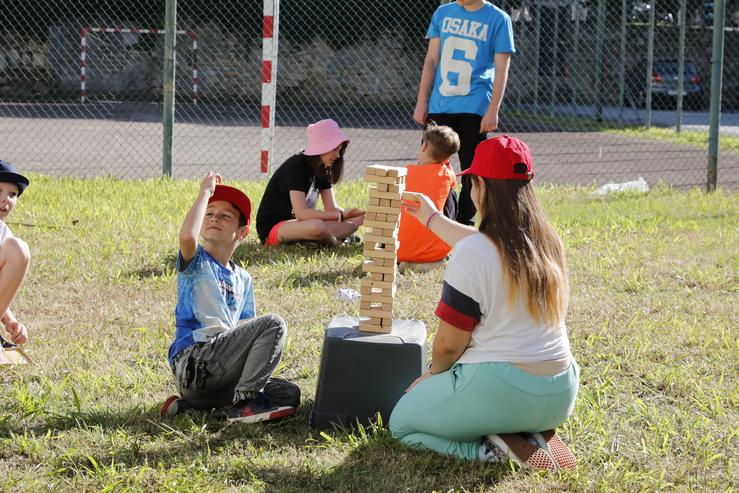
[618,0,627,121]
[676,0,687,132]
[594,0,605,122]
[162,0,177,178]
[645,0,656,129]
[533,2,542,111]
[549,5,560,115]
[517,0,528,106]
[570,0,579,107]
[707,0,726,192]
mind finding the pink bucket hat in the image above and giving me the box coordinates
[303,119,350,156]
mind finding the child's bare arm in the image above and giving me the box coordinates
[180,172,220,262]
[2,309,27,345]
[402,191,476,247]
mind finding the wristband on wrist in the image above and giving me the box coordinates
[425,211,441,229]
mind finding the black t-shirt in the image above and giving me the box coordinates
[256,153,332,243]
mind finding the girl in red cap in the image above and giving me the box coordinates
[0,159,31,349]
[390,136,578,471]
[255,119,365,247]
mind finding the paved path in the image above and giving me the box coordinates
[1,111,737,190]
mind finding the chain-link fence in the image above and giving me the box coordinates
[1,0,737,188]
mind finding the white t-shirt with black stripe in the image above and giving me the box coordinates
[434,233,572,365]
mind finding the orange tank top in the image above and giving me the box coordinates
[397,162,456,263]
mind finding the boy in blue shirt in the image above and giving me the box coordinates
[413,0,515,226]
[161,172,300,423]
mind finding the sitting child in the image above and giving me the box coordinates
[0,160,31,348]
[397,123,460,272]
[255,119,365,247]
[161,172,300,423]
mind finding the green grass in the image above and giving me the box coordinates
[609,127,739,152]
[1,175,737,492]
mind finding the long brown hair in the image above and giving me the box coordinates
[306,142,347,185]
[475,176,568,325]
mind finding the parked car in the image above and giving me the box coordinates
[625,59,705,110]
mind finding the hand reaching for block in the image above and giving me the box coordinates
[401,191,439,226]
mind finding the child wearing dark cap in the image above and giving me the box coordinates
[0,160,31,347]
[161,172,300,423]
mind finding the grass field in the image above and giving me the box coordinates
[0,176,736,492]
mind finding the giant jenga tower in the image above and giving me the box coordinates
[359,165,407,333]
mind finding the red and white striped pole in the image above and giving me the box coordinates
[189,31,199,105]
[260,0,280,174]
[80,28,88,103]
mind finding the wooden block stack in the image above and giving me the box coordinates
[359,165,407,333]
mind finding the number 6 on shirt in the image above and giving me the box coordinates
[438,36,478,97]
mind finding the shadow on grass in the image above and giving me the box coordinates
[235,241,363,267]
[252,429,511,491]
[4,400,510,489]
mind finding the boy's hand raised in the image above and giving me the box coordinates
[201,171,222,196]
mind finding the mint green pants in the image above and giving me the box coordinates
[389,361,579,460]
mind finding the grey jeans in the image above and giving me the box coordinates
[171,313,295,409]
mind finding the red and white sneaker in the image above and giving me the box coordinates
[532,430,577,470]
[227,400,296,424]
[486,433,559,471]
[160,395,193,417]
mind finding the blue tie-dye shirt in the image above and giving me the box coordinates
[168,245,255,363]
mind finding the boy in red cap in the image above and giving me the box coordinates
[161,172,300,423]
[0,159,31,349]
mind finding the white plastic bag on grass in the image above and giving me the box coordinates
[336,288,360,302]
[592,177,649,196]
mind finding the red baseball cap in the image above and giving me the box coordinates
[209,184,251,226]
[458,135,534,181]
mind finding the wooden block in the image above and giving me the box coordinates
[364,205,399,215]
[374,183,389,192]
[388,184,404,193]
[375,213,387,222]
[363,278,394,290]
[366,165,387,176]
[365,211,377,221]
[359,319,391,333]
[362,292,395,303]
[0,347,32,366]
[369,197,380,206]
[369,189,403,200]
[363,248,396,259]
[379,199,390,207]
[364,235,398,246]
[364,219,398,230]
[390,199,402,208]
[367,165,392,176]
[359,307,393,319]
[362,260,396,274]
[361,300,393,311]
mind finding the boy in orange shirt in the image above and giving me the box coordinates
[397,123,460,272]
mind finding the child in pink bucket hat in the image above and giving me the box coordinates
[256,119,365,247]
